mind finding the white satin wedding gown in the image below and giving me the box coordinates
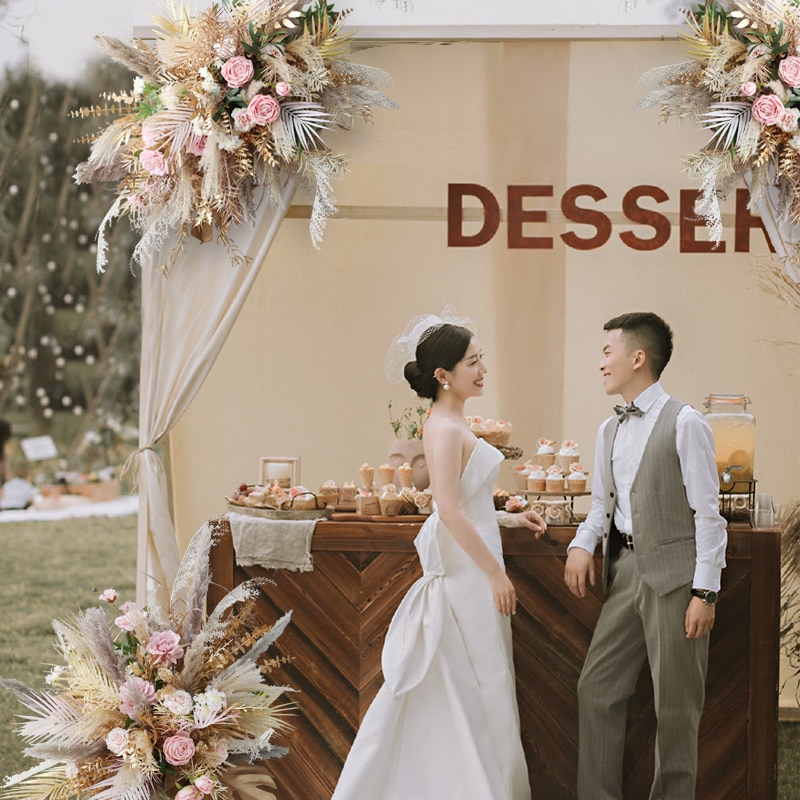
[331,438,531,800]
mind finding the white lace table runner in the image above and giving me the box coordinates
[227,512,324,572]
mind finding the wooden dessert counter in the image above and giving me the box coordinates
[208,519,780,800]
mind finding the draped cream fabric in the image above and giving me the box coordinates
[134,178,297,604]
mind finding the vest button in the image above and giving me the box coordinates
[605,513,611,518]
[610,491,615,498]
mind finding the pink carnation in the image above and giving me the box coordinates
[248,93,281,125]
[146,629,185,665]
[221,56,254,88]
[779,55,800,88]
[163,732,196,766]
[139,149,168,176]
[752,93,785,126]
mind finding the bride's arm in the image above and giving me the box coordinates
[429,424,517,615]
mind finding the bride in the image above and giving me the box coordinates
[331,311,546,800]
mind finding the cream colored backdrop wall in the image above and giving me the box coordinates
[168,38,800,705]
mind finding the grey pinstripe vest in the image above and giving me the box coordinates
[600,397,697,596]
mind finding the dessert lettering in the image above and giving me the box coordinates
[447,184,774,253]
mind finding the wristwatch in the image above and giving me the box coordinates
[691,588,718,606]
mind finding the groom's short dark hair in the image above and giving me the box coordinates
[604,312,673,379]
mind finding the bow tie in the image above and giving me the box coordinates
[614,402,644,423]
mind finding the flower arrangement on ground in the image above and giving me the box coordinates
[0,523,293,800]
[388,400,431,440]
[74,0,395,272]
[638,0,800,272]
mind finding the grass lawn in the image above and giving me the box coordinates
[0,514,796,797]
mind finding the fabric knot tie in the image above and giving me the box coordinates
[614,402,644,423]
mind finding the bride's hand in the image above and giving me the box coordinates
[488,568,517,616]
[517,509,546,538]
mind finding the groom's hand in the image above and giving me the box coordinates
[564,547,595,598]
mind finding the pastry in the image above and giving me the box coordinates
[533,438,556,467]
[359,463,375,491]
[545,465,565,493]
[555,440,580,473]
[397,462,415,489]
[567,463,587,493]
[526,465,546,493]
[379,463,396,487]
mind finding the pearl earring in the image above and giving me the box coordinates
[443,381,450,391]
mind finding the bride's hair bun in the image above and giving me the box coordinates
[404,360,437,400]
[404,324,473,400]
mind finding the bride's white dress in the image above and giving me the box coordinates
[331,438,531,800]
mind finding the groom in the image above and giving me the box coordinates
[564,312,727,800]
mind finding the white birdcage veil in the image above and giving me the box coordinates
[384,306,477,384]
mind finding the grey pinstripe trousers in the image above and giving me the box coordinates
[576,549,709,800]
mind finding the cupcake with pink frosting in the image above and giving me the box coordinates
[526,464,547,493]
[533,438,556,467]
[567,463,587,493]
[555,440,580,473]
[545,465,565,493]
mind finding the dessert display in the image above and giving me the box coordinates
[545,465,565,493]
[226,482,329,512]
[526,465,547,493]
[467,416,513,447]
[567,463,587,493]
[555,440,580,473]
[533,438,556,467]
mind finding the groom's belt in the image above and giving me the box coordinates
[609,521,634,557]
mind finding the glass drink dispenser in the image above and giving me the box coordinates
[703,394,755,489]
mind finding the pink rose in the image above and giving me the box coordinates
[187,135,207,157]
[779,108,800,132]
[139,149,168,176]
[752,93,785,126]
[105,726,129,755]
[740,82,757,97]
[247,94,281,125]
[176,788,203,800]
[275,81,292,97]
[194,776,214,795]
[163,732,196,766]
[231,107,254,132]
[221,56,254,88]
[99,588,117,603]
[779,55,800,88]
[147,630,184,665]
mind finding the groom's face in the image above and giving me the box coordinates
[599,329,637,397]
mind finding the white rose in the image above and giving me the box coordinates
[106,727,129,755]
[161,689,194,716]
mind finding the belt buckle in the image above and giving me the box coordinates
[623,533,634,550]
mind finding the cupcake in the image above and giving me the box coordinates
[545,465,565,493]
[512,462,533,491]
[397,462,415,489]
[567,463,587,493]
[378,463,396,487]
[359,463,375,491]
[533,438,556,467]
[526,464,547,493]
[555,440,580,473]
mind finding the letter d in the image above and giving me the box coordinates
[447,183,500,247]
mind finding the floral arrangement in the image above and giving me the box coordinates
[74,0,395,272]
[638,0,800,273]
[0,523,292,800]
[388,400,431,439]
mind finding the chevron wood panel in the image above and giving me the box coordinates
[208,521,779,800]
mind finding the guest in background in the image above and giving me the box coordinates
[0,417,11,484]
[0,461,40,510]
[564,311,727,800]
